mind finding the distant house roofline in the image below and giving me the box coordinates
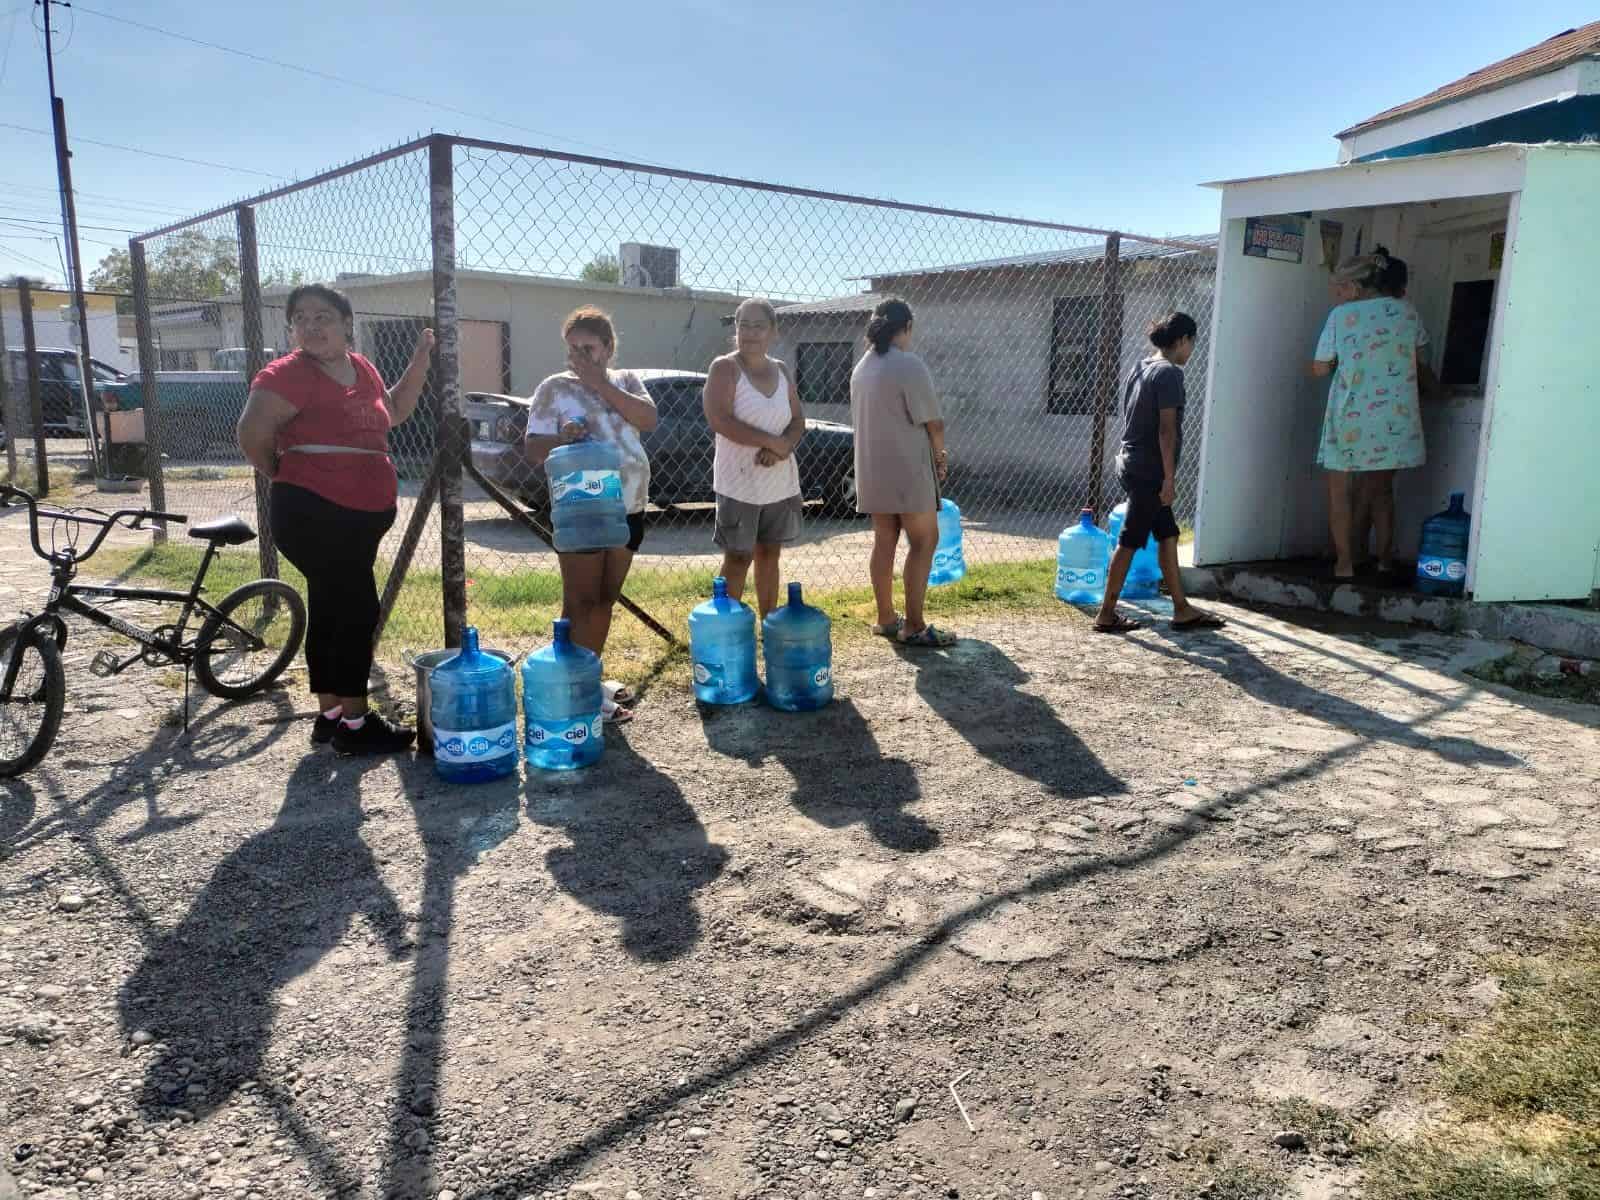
[1338,22,1600,138]
[850,233,1219,283]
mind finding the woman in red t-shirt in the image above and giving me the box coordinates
[236,284,433,755]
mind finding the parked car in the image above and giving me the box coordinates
[467,369,859,516]
[211,348,279,375]
[100,371,251,461]
[2,348,126,437]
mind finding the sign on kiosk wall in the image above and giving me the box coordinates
[1243,215,1306,263]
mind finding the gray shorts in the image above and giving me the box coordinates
[714,493,803,555]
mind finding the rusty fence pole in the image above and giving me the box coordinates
[128,242,168,540]
[0,295,16,482]
[430,136,467,650]
[17,280,48,496]
[1087,234,1122,519]
[236,205,278,579]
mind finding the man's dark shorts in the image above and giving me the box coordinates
[1120,484,1180,549]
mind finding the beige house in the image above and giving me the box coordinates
[148,269,743,394]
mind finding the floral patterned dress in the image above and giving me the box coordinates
[1313,297,1425,472]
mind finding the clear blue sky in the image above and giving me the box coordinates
[0,0,1593,286]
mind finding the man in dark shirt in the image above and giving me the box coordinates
[1095,311,1224,633]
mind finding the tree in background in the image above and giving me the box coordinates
[579,253,620,284]
[89,230,241,312]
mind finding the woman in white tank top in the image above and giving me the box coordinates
[702,299,806,615]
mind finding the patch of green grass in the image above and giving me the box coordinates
[1203,1162,1288,1200]
[1268,1097,1360,1147]
[3,461,93,501]
[94,548,1070,695]
[1362,928,1600,1200]
[1469,653,1600,707]
[164,465,253,482]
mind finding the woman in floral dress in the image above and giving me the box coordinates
[1311,252,1424,579]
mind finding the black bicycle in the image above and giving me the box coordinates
[0,484,307,777]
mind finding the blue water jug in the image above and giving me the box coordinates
[687,576,758,705]
[428,626,519,784]
[762,582,833,712]
[1106,502,1162,600]
[928,497,967,587]
[546,436,629,553]
[521,618,604,771]
[1055,509,1111,605]
[1416,492,1471,598]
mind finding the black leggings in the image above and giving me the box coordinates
[270,483,396,699]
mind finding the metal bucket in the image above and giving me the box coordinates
[403,646,516,756]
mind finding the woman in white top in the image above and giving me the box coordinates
[701,298,806,616]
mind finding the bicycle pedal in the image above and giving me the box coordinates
[89,650,120,678]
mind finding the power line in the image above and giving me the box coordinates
[0,4,20,89]
[0,181,192,216]
[0,238,64,275]
[0,121,285,178]
[71,3,659,165]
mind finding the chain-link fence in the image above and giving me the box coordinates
[56,134,1217,656]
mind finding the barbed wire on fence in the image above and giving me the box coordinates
[7,135,1218,656]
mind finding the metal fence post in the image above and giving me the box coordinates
[0,297,15,482]
[430,136,467,650]
[1088,234,1122,519]
[235,205,278,579]
[17,280,48,496]
[128,241,168,540]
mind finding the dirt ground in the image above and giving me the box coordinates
[3,514,1600,1200]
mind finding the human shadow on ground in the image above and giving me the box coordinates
[1129,621,1521,768]
[380,759,522,1200]
[891,637,1127,800]
[10,689,374,1196]
[526,732,728,962]
[699,694,938,852]
[116,751,411,1127]
[454,653,1428,1200]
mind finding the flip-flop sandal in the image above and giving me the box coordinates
[601,698,635,725]
[1093,615,1142,634]
[898,624,955,647]
[603,679,635,707]
[1172,613,1227,631]
[871,616,903,638]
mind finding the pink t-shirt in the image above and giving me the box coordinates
[253,351,397,512]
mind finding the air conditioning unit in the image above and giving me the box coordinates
[620,243,679,289]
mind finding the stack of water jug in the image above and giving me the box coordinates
[689,579,833,711]
[1054,503,1162,606]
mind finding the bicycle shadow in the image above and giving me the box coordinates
[891,637,1126,801]
[526,733,729,962]
[2,688,297,867]
[698,694,937,852]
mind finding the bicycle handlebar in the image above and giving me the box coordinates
[0,484,187,565]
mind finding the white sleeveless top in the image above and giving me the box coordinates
[712,362,802,505]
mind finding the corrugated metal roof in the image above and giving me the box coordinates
[1339,22,1600,137]
[775,294,881,317]
[1201,142,1545,189]
[852,233,1218,282]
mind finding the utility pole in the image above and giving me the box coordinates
[39,0,103,475]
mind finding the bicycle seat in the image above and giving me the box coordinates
[187,515,257,546]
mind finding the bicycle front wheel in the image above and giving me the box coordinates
[193,580,307,700]
[0,626,66,778]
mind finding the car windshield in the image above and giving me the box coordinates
[90,360,124,383]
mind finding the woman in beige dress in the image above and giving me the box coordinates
[850,298,954,647]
